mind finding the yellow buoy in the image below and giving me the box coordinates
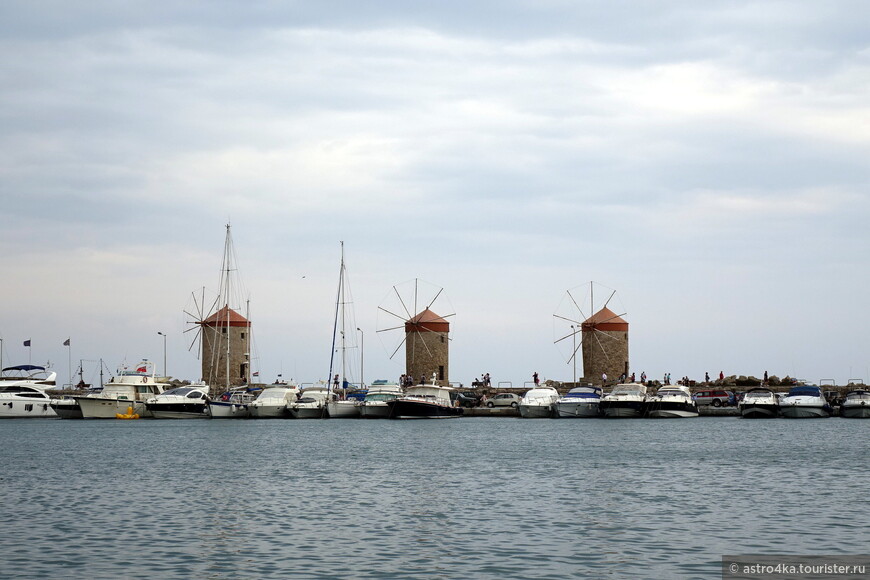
[115,406,140,420]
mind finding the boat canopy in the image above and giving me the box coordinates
[2,365,46,372]
[787,386,822,397]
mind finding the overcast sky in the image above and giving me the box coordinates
[2,1,869,388]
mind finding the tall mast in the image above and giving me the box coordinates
[223,224,232,390]
[327,242,344,396]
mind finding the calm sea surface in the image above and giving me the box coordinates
[0,417,866,579]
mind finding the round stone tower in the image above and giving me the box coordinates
[581,307,628,385]
[405,309,449,386]
[200,304,251,391]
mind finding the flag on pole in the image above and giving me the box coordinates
[252,371,259,377]
[23,339,31,347]
[63,338,70,346]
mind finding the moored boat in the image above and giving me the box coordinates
[75,360,168,418]
[646,385,698,418]
[738,387,780,418]
[208,387,258,419]
[145,384,210,419]
[0,365,57,418]
[387,383,462,419]
[599,383,647,418]
[556,386,602,418]
[840,389,870,418]
[287,384,333,419]
[518,386,560,418]
[779,385,831,418]
[359,380,403,419]
[249,385,299,418]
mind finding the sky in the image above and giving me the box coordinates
[2,1,870,388]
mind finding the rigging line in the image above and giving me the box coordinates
[554,313,583,325]
[554,328,580,345]
[425,287,444,311]
[566,289,589,322]
[569,335,586,364]
[377,324,406,333]
[389,334,408,360]
[602,289,617,311]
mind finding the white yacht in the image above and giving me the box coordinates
[359,381,403,419]
[287,384,334,419]
[555,386,602,418]
[249,385,299,418]
[646,385,698,418]
[75,360,169,418]
[779,385,831,418]
[598,383,648,418]
[0,365,57,418]
[326,394,362,419]
[518,386,560,418]
[738,387,780,418]
[208,387,257,419]
[839,389,870,418]
[145,384,210,419]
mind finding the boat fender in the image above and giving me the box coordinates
[143,376,147,383]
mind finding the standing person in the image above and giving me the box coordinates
[533,372,539,386]
[485,372,491,388]
[719,370,724,381]
[601,372,608,385]
[630,372,636,383]
[705,371,710,384]
[641,371,646,384]
[763,370,768,385]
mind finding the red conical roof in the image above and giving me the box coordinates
[582,307,627,331]
[405,309,450,333]
[201,305,250,327]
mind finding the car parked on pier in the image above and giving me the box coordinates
[692,389,735,407]
[485,393,521,408]
[450,391,483,408]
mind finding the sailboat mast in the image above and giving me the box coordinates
[223,224,232,390]
[326,242,343,396]
[340,245,347,392]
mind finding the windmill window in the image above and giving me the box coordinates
[440,335,444,343]
[438,366,444,380]
[241,332,246,339]
[222,328,227,334]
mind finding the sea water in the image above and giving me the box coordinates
[0,417,866,579]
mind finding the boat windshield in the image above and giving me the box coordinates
[162,387,199,397]
[787,386,822,397]
[365,393,397,402]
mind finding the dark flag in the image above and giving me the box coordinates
[63,338,70,346]
[23,339,31,347]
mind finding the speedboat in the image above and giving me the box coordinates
[326,389,366,418]
[0,365,57,418]
[75,360,169,418]
[598,383,648,418]
[387,383,462,419]
[287,384,333,419]
[50,395,84,419]
[555,386,602,418]
[518,386,560,418]
[145,384,210,419]
[249,385,299,418]
[208,387,258,419]
[840,389,870,418]
[359,381,403,419]
[646,385,698,418]
[779,385,831,418]
[738,387,780,418]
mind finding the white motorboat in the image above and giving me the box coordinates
[779,385,831,418]
[518,386,560,418]
[208,387,258,419]
[75,360,169,418]
[359,381,403,419]
[0,365,57,418]
[555,386,602,418]
[249,385,299,418]
[145,384,210,419]
[840,389,870,418]
[287,384,334,419]
[598,383,648,418]
[646,385,698,418]
[739,387,780,418]
[326,398,361,418]
[387,383,462,419]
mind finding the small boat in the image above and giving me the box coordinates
[50,396,83,419]
[208,387,258,419]
[75,360,169,418]
[598,383,648,418]
[359,381,403,419]
[738,387,780,418]
[387,383,462,419]
[840,389,870,418]
[145,384,210,419]
[287,384,333,419]
[646,385,698,418]
[0,365,57,418]
[518,386,560,418]
[555,386,602,418]
[779,385,831,419]
[249,385,299,418]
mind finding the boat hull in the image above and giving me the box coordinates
[146,403,210,419]
[556,402,599,418]
[518,404,554,418]
[780,405,830,419]
[326,401,361,418]
[599,400,645,418]
[647,404,699,418]
[50,399,83,419]
[359,402,391,419]
[78,397,151,419]
[0,399,56,418]
[248,404,288,418]
[739,404,779,418]
[208,401,250,419]
[289,405,325,419]
[840,404,870,418]
[388,400,462,419]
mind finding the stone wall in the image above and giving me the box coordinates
[201,324,250,390]
[581,329,629,385]
[405,329,449,386]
